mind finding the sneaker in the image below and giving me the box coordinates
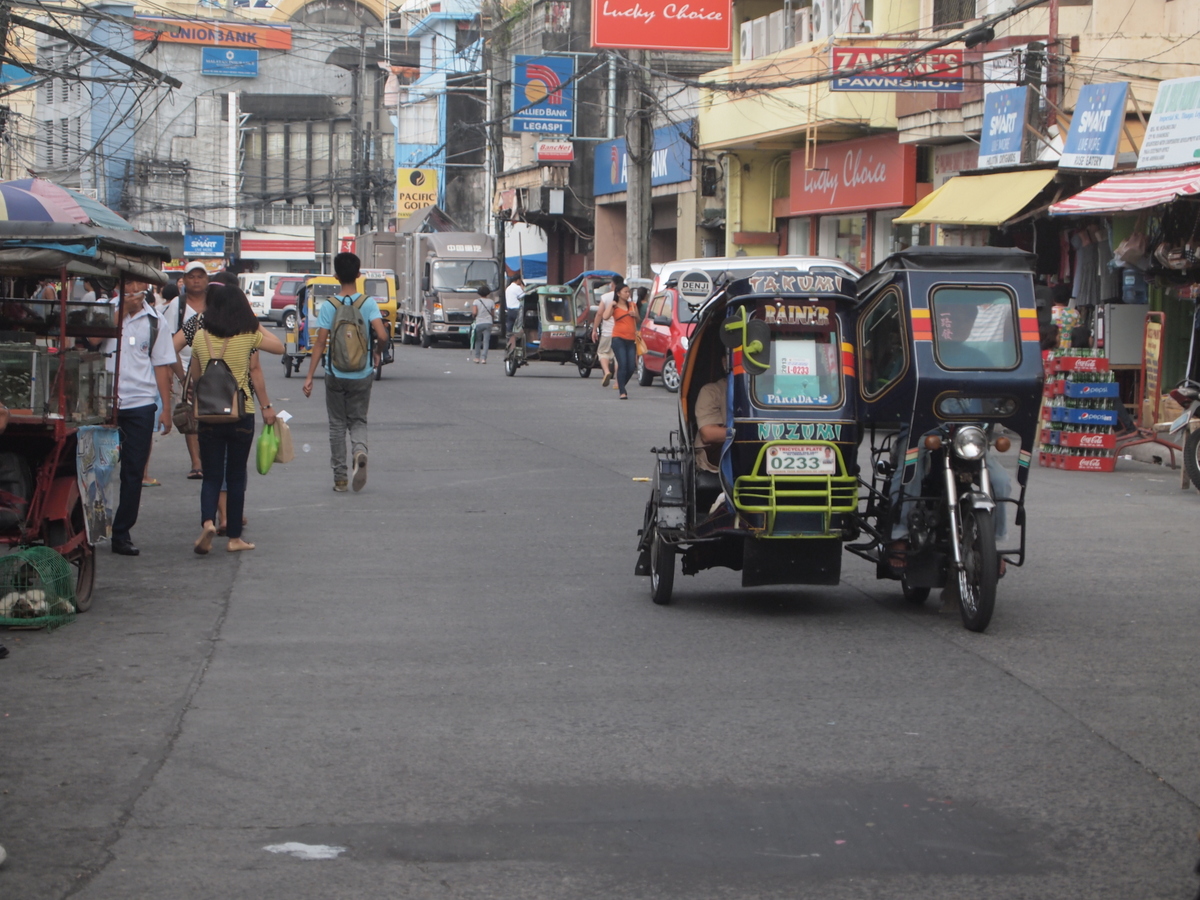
[333,480,348,492]
[351,452,368,492]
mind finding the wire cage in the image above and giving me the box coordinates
[0,546,77,630]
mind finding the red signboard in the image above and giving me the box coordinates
[789,134,917,216]
[829,46,963,92]
[536,140,575,164]
[133,17,293,50]
[591,0,731,52]
[339,236,356,253]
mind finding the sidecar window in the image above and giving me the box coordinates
[752,330,842,408]
[542,294,570,323]
[929,286,1019,370]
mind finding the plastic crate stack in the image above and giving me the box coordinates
[1039,351,1120,472]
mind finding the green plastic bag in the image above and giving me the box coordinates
[256,424,279,476]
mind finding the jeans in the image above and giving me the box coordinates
[472,323,490,361]
[112,404,156,543]
[505,308,519,332]
[198,414,255,540]
[612,336,636,395]
[325,374,373,481]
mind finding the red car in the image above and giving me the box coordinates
[268,276,306,330]
[635,286,692,393]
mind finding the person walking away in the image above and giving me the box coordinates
[471,286,495,364]
[106,280,175,555]
[187,285,283,554]
[178,261,209,480]
[605,283,639,400]
[302,252,389,492]
[592,275,623,388]
[504,274,524,334]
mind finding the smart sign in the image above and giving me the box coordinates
[1060,82,1127,170]
[512,56,575,135]
[184,234,226,257]
[977,86,1032,169]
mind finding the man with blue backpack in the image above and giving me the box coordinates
[302,252,389,492]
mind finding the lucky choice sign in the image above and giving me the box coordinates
[592,0,731,52]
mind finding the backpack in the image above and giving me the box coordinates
[327,292,370,372]
[192,331,246,423]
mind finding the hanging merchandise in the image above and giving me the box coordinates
[1038,350,1120,472]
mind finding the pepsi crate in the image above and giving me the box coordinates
[1049,407,1120,426]
[1063,381,1120,399]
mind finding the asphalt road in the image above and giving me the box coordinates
[3,337,1199,899]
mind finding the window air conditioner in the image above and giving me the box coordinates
[740,20,754,61]
[795,7,812,44]
[810,0,830,40]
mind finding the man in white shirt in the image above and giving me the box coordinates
[504,275,524,333]
[105,280,175,555]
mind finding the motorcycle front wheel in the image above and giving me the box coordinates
[956,506,998,633]
[1183,426,1200,491]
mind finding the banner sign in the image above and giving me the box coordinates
[184,234,226,257]
[591,0,731,52]
[512,56,575,135]
[1060,82,1127,170]
[977,86,1032,169]
[133,17,293,50]
[1139,75,1200,169]
[789,134,916,215]
[201,48,259,78]
[830,47,963,93]
[594,121,693,195]
[396,167,439,212]
[77,426,120,544]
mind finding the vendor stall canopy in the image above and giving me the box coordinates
[1049,165,1200,216]
[895,170,1057,227]
[0,178,168,283]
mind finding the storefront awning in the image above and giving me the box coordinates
[895,170,1057,227]
[1049,165,1200,216]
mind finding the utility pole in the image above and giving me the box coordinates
[484,0,506,332]
[0,1,11,170]
[624,50,651,282]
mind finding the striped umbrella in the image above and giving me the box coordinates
[0,178,132,229]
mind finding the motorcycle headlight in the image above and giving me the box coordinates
[679,335,689,351]
[952,425,988,461]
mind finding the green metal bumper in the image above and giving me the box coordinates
[732,441,858,538]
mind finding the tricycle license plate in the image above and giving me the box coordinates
[766,445,836,474]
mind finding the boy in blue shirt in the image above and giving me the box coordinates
[302,252,389,492]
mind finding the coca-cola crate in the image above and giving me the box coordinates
[1051,355,1110,373]
[1063,381,1120,399]
[1041,428,1116,449]
[1041,405,1052,421]
[1057,454,1116,472]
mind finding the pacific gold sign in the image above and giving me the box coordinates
[396,168,438,212]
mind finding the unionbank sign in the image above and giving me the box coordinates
[133,17,292,50]
[512,56,575,135]
[977,86,1032,169]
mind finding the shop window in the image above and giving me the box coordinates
[787,218,811,255]
[819,215,868,272]
[290,130,307,161]
[874,209,930,265]
[929,286,1020,370]
[933,0,975,29]
[859,288,907,398]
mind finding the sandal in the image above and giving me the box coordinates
[885,539,908,577]
[142,478,160,487]
[187,469,204,480]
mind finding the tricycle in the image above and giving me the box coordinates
[635,248,1044,633]
[0,219,170,612]
[503,284,582,376]
[284,276,395,380]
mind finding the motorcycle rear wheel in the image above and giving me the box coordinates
[1183,427,1200,491]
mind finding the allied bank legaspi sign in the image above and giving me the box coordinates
[512,56,575,135]
[788,134,916,215]
[977,85,1032,169]
[592,0,731,51]
[1060,82,1127,170]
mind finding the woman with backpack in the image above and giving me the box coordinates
[181,285,283,554]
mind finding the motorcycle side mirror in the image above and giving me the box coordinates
[743,319,772,376]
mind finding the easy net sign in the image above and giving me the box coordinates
[830,47,963,92]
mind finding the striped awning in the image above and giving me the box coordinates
[1049,165,1200,216]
